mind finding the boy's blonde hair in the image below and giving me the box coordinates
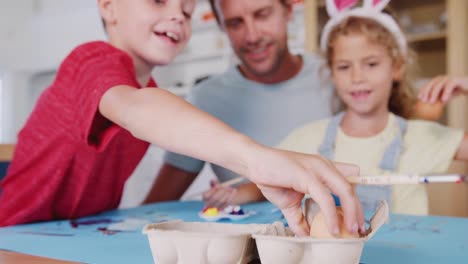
[325,16,417,119]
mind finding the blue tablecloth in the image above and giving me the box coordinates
[1,201,467,263]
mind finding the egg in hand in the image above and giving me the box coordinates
[412,100,444,121]
[309,206,360,239]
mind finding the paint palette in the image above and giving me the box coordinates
[199,205,254,222]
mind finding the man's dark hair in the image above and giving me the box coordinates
[208,0,289,27]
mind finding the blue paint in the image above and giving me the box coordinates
[332,193,341,206]
[0,201,467,264]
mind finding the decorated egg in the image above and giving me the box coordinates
[309,207,360,239]
[412,100,444,121]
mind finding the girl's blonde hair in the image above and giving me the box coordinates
[325,16,417,118]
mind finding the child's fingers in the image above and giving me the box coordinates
[280,205,310,237]
[303,162,340,236]
[218,189,236,209]
[202,187,221,204]
[207,189,225,208]
[419,76,447,102]
[223,188,237,208]
[210,179,219,188]
[308,184,340,236]
[205,187,234,209]
[430,77,450,103]
[202,190,215,205]
[316,160,362,236]
[332,162,365,233]
[355,194,366,233]
[441,81,458,102]
[333,161,360,178]
[213,190,229,208]
[428,76,448,103]
[460,78,468,92]
[258,184,309,236]
[419,76,440,101]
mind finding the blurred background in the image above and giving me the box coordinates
[0,0,466,215]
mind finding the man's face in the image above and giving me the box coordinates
[219,0,292,77]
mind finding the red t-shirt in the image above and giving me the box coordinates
[0,41,156,226]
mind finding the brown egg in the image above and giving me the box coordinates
[309,207,360,239]
[412,100,444,121]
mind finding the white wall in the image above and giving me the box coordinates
[0,1,34,71]
[2,0,105,72]
[0,0,106,141]
[0,72,33,142]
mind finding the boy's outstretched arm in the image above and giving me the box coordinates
[99,85,365,236]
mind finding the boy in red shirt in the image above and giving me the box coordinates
[0,0,365,237]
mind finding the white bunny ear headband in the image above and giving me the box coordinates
[320,0,407,55]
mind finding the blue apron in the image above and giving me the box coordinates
[318,112,407,212]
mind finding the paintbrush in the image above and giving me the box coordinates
[184,177,247,199]
[185,174,465,200]
[346,174,466,185]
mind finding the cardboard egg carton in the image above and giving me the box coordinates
[143,221,266,264]
[253,201,389,264]
[143,202,388,264]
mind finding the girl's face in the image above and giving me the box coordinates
[330,33,402,117]
[105,0,195,70]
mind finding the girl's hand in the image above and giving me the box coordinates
[202,180,237,209]
[418,76,468,104]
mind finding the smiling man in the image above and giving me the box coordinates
[143,0,335,205]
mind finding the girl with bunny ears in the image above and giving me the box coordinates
[278,0,468,215]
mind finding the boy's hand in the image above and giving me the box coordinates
[202,180,237,209]
[247,148,365,237]
[419,76,468,103]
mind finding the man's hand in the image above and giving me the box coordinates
[202,180,237,209]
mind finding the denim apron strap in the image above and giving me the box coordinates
[318,112,345,160]
[318,113,407,212]
[356,115,407,212]
[379,116,408,170]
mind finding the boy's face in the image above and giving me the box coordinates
[219,0,292,77]
[101,0,194,68]
[331,33,401,116]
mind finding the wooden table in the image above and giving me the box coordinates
[0,250,79,264]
